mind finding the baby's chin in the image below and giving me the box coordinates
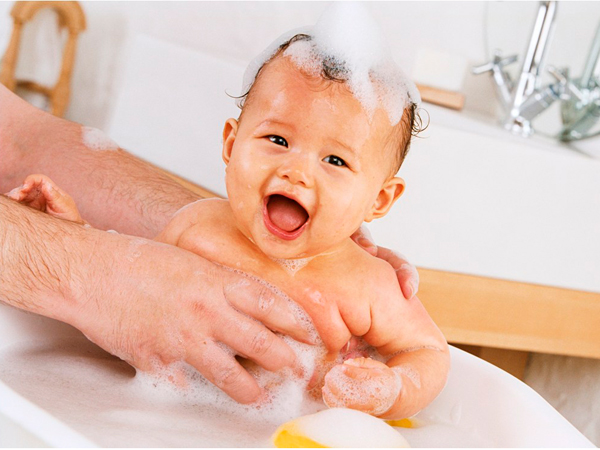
[242,219,349,262]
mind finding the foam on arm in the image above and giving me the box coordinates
[365,288,450,419]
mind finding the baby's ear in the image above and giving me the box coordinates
[365,177,405,222]
[222,118,239,165]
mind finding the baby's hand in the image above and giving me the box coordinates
[6,174,85,224]
[322,357,402,417]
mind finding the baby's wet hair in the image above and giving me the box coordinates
[232,33,427,175]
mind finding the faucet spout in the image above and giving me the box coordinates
[580,21,600,90]
[506,1,558,135]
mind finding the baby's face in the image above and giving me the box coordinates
[222,56,404,259]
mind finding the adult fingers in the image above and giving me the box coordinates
[306,300,352,353]
[186,339,262,404]
[222,274,314,344]
[350,224,377,256]
[376,246,419,300]
[214,310,297,372]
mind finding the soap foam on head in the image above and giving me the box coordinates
[240,2,420,125]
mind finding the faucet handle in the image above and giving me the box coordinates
[472,52,518,75]
[547,65,586,102]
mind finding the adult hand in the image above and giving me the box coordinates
[351,224,420,300]
[73,231,316,404]
[0,198,313,404]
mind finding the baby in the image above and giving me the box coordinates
[7,17,450,420]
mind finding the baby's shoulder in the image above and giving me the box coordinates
[157,198,234,245]
[317,242,401,335]
[176,197,230,222]
[344,243,401,296]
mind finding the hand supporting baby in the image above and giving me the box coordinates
[322,357,402,417]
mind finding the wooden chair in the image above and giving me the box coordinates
[0,1,85,117]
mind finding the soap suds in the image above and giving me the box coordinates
[270,256,313,275]
[81,126,119,151]
[322,359,402,416]
[239,2,420,125]
[126,238,147,262]
[393,364,422,389]
[307,289,324,305]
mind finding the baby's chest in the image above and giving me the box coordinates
[178,226,373,345]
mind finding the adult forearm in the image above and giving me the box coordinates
[0,196,89,320]
[0,85,201,237]
[1,195,311,403]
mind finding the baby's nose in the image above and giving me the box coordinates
[277,154,314,187]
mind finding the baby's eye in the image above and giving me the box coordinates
[268,135,288,147]
[323,155,347,167]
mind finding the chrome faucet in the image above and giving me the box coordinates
[474,2,600,142]
[558,21,600,141]
[473,2,559,137]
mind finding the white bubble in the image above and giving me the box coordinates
[127,237,147,262]
[322,360,402,416]
[393,364,422,389]
[81,126,119,151]
[270,256,313,275]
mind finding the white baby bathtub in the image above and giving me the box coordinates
[0,300,593,447]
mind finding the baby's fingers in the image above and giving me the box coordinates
[5,185,26,201]
[340,358,390,380]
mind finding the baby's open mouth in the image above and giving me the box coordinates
[263,194,309,240]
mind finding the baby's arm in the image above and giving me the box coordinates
[322,265,450,419]
[153,199,206,243]
[5,174,85,224]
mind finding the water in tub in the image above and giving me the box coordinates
[0,3,482,447]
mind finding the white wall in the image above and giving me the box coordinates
[2,2,599,132]
[1,1,600,445]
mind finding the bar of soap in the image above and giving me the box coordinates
[412,47,468,93]
[272,408,410,448]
